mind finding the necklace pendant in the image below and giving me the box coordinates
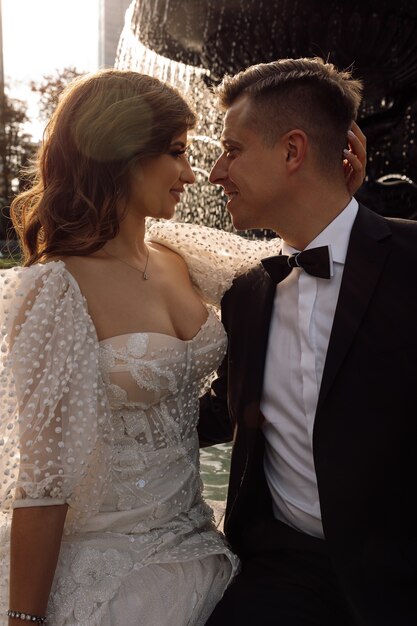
[143,272,149,280]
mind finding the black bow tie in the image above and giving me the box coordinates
[261,246,332,283]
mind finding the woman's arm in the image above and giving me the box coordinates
[9,504,68,621]
[1,265,112,622]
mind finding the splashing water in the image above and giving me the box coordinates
[116,0,417,220]
[116,1,234,230]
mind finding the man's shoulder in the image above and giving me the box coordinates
[381,214,417,256]
[222,263,271,315]
[359,203,417,235]
[227,263,266,295]
[384,215,417,235]
[351,207,417,281]
[355,204,417,257]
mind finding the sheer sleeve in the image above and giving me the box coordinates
[147,220,280,306]
[0,262,113,533]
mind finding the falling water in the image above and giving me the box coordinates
[116,1,234,231]
[116,0,417,220]
[116,3,238,502]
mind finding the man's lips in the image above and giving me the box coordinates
[170,189,183,202]
[224,190,238,202]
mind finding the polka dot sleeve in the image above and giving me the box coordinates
[147,220,280,306]
[0,262,113,533]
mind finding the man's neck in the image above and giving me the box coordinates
[273,190,352,250]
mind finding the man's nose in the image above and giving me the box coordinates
[209,154,228,185]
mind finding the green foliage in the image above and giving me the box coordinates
[30,66,85,124]
[0,67,86,241]
[0,93,38,240]
[0,256,21,269]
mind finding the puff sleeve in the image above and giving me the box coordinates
[147,220,280,306]
[0,262,113,533]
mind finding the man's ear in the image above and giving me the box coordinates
[283,129,308,173]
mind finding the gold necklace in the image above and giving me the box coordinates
[103,245,150,280]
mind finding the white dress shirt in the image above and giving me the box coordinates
[260,198,359,538]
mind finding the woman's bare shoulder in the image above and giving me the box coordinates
[148,241,191,278]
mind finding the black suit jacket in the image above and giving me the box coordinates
[199,204,417,625]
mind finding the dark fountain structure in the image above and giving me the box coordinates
[117,0,417,229]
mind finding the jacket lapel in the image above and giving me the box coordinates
[243,264,277,405]
[225,265,277,531]
[317,205,392,412]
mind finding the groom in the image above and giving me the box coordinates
[200,57,417,625]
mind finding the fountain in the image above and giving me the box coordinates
[117,3,231,230]
[117,0,417,225]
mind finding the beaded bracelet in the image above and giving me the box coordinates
[7,609,47,623]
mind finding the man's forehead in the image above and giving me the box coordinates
[221,96,253,143]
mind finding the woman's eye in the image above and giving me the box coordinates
[170,149,188,158]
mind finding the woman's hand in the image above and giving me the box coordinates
[343,121,367,196]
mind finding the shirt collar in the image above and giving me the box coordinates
[281,197,359,266]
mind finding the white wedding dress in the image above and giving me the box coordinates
[0,222,279,625]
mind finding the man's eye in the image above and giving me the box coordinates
[170,149,187,158]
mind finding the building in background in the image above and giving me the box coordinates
[98,0,132,68]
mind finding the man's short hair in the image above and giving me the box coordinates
[216,57,363,173]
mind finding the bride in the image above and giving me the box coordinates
[0,68,271,626]
[0,69,364,625]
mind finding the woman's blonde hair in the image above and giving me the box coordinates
[11,69,196,265]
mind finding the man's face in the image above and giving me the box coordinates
[209,95,286,231]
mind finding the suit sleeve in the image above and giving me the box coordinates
[198,290,234,446]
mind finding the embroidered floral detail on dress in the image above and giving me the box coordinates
[120,410,149,439]
[99,338,179,406]
[49,546,134,625]
[129,362,177,394]
[107,383,128,405]
[126,334,148,358]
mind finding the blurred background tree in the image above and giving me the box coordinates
[0,67,84,248]
[30,66,83,123]
[0,92,37,241]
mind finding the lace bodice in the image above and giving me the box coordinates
[98,308,222,411]
[87,309,227,532]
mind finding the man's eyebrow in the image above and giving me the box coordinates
[169,140,186,148]
[220,137,241,148]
